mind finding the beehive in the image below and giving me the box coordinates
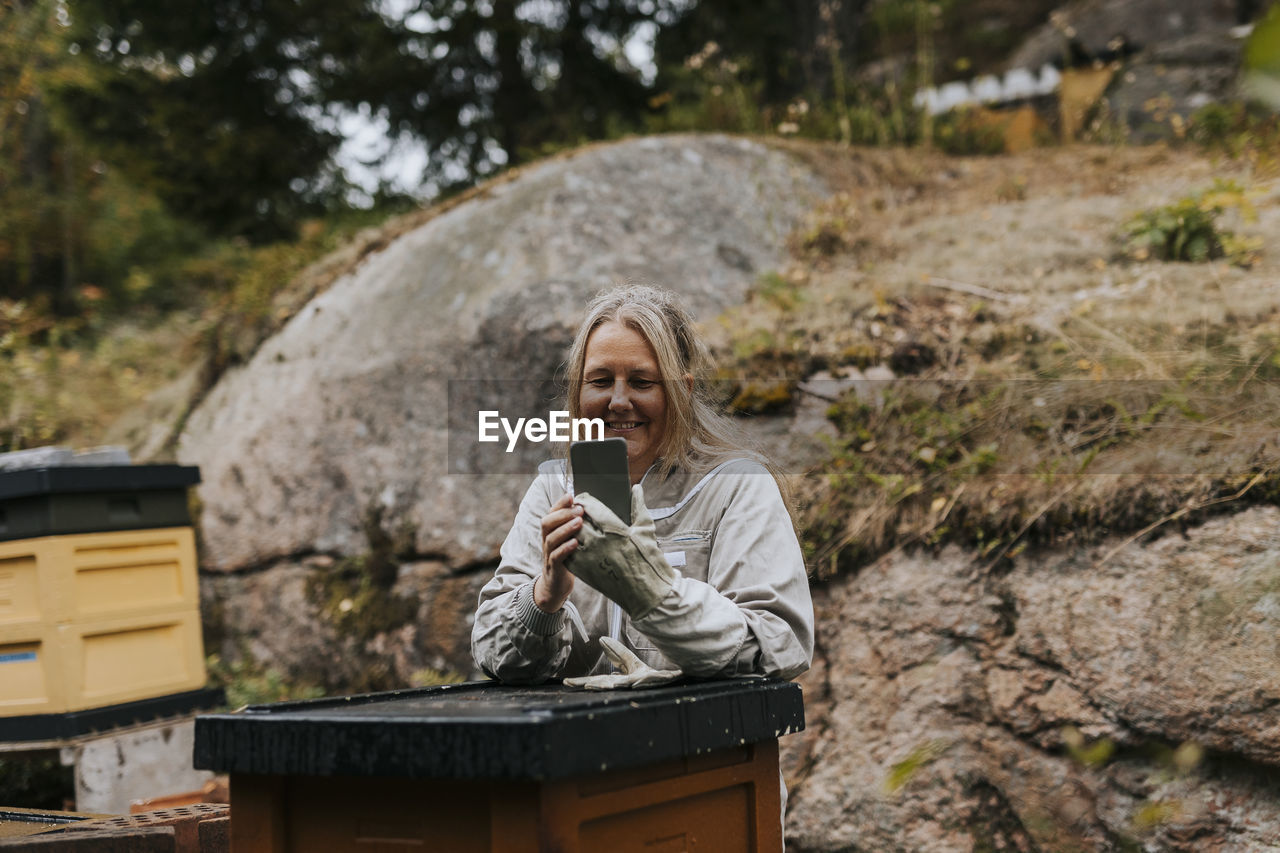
[0,526,205,716]
[195,680,806,853]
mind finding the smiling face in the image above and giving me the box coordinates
[579,320,668,484]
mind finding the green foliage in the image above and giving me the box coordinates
[0,0,673,324]
[0,0,1081,336]
[883,738,951,793]
[410,0,656,176]
[56,0,377,241]
[830,382,1005,480]
[1124,197,1220,262]
[643,0,1061,150]
[1190,103,1245,149]
[866,0,1060,84]
[644,40,774,136]
[752,272,804,312]
[933,107,1007,156]
[307,506,419,647]
[729,327,782,363]
[0,1,280,315]
[80,173,210,311]
[206,652,326,709]
[1188,101,1280,167]
[1121,180,1260,265]
[193,214,380,363]
[0,299,79,450]
[715,271,817,384]
[308,551,420,645]
[0,754,73,811]
[727,380,795,415]
[1244,1,1280,107]
[652,1,862,111]
[0,0,94,313]
[0,204,387,453]
[409,667,467,688]
[647,2,928,147]
[1062,726,1115,768]
[1133,800,1183,832]
[39,0,663,243]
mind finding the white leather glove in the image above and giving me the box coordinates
[570,484,676,620]
[563,636,683,690]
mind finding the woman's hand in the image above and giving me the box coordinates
[534,493,582,613]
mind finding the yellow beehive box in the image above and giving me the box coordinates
[0,609,207,717]
[0,526,205,717]
[59,608,206,711]
[0,545,51,630]
[0,527,198,626]
[0,622,68,716]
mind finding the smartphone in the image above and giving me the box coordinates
[570,437,631,525]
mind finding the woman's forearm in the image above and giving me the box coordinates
[472,579,573,683]
[632,574,809,679]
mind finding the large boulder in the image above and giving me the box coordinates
[178,135,825,575]
[1105,31,1246,141]
[783,505,1280,851]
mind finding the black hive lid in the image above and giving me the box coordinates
[0,465,201,500]
[193,679,805,781]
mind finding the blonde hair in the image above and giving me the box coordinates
[565,285,788,503]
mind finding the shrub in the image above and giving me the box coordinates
[932,107,1007,156]
[206,652,325,708]
[1121,180,1259,265]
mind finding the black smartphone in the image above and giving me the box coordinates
[570,437,632,524]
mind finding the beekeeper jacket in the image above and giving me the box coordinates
[471,456,814,684]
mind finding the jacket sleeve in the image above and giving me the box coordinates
[633,465,814,680]
[471,473,576,684]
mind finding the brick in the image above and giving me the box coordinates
[51,805,228,853]
[197,817,229,853]
[0,826,176,852]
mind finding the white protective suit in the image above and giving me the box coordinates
[471,457,815,684]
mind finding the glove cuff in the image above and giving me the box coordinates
[625,579,670,621]
[515,580,566,636]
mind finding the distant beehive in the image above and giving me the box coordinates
[0,463,207,720]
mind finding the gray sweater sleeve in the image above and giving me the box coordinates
[470,474,574,684]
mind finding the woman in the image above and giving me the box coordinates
[471,285,813,685]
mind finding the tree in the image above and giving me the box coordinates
[356,0,669,187]
[54,0,671,239]
[652,0,870,108]
[55,0,398,241]
[0,0,93,312]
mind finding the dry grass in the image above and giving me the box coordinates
[2,308,208,451]
[714,141,1280,577]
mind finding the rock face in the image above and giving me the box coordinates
[783,505,1280,851]
[199,554,482,692]
[1105,32,1247,141]
[1008,0,1245,71]
[179,134,825,575]
[1008,0,1252,142]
